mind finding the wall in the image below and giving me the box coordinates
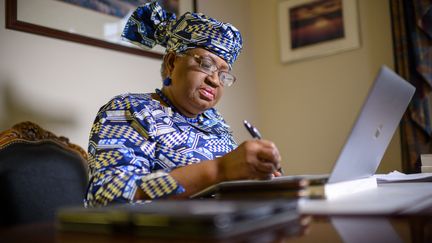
[250,0,399,174]
[0,0,258,148]
[0,0,401,174]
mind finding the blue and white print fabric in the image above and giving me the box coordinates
[85,93,237,207]
[121,0,243,68]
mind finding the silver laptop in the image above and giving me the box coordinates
[326,65,415,183]
[259,66,415,185]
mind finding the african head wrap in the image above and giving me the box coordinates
[122,1,243,67]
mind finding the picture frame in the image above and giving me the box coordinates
[5,0,197,59]
[278,0,360,63]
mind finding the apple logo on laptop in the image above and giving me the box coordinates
[374,124,384,139]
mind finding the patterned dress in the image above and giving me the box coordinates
[85,93,237,207]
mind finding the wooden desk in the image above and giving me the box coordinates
[2,183,432,243]
[1,214,431,243]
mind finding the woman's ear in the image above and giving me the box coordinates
[163,52,177,77]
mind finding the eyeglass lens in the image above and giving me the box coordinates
[197,57,236,86]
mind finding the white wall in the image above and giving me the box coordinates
[0,0,257,148]
[0,0,160,148]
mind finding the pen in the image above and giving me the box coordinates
[243,120,284,175]
[243,120,262,139]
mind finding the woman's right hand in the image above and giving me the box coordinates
[217,140,282,181]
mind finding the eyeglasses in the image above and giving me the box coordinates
[178,52,237,87]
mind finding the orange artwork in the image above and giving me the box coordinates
[289,0,344,49]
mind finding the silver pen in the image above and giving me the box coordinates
[243,120,262,139]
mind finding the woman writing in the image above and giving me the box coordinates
[85,1,282,207]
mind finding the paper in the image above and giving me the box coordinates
[324,177,377,200]
[300,182,432,215]
[373,170,432,183]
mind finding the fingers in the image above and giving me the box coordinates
[244,140,282,178]
[220,140,283,181]
[255,141,281,167]
[273,171,282,177]
[256,140,281,159]
[257,147,280,164]
[255,160,276,174]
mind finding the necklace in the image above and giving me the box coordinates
[155,89,200,123]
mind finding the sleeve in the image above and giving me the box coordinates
[85,96,185,207]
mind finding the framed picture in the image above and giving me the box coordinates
[278,0,360,63]
[5,0,197,59]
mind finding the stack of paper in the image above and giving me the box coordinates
[421,154,432,172]
[374,170,432,183]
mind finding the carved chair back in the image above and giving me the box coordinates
[0,121,88,226]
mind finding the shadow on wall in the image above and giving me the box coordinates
[0,81,78,131]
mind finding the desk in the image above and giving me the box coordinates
[1,183,432,243]
[1,215,431,243]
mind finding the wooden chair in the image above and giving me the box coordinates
[0,121,88,227]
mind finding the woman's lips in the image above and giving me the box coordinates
[199,87,215,101]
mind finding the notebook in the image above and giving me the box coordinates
[58,200,300,238]
[192,66,415,199]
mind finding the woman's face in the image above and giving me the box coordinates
[164,48,229,117]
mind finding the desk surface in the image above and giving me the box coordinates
[2,183,432,243]
[2,215,432,243]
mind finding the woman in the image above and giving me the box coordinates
[85,1,282,207]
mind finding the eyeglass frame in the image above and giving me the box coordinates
[177,52,237,87]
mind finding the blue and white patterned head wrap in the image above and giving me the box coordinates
[122,1,243,68]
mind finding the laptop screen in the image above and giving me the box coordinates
[328,66,415,183]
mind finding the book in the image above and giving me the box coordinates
[190,176,309,199]
[214,189,310,200]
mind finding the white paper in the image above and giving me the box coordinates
[324,177,377,200]
[373,170,432,183]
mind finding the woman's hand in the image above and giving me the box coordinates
[217,140,282,181]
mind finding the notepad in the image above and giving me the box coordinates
[190,176,310,199]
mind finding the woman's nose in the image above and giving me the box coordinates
[205,72,221,87]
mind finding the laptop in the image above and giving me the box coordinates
[192,66,415,199]
[326,65,415,183]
